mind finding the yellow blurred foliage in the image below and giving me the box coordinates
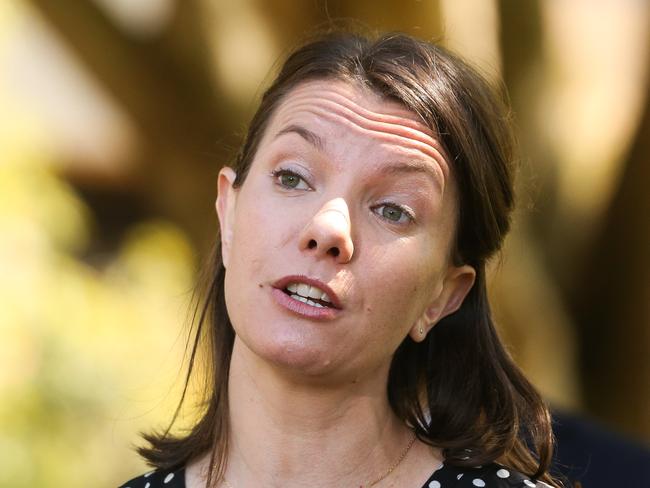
[0,79,198,487]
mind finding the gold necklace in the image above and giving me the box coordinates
[220,432,417,488]
[364,432,417,487]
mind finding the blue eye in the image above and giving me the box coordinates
[374,203,414,224]
[272,168,311,190]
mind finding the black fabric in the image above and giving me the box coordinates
[119,462,551,487]
[551,408,650,488]
[119,467,185,487]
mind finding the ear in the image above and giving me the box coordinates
[215,166,238,268]
[409,264,476,342]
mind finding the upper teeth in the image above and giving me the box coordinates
[287,282,332,303]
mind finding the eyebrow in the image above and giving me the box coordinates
[275,124,325,151]
[275,124,441,189]
[376,160,441,190]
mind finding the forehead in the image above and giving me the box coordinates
[261,79,452,192]
[268,79,435,141]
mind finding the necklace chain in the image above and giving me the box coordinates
[220,432,417,488]
[364,432,417,487]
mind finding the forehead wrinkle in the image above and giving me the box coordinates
[288,84,425,131]
[280,90,442,154]
[274,103,448,191]
[276,96,450,168]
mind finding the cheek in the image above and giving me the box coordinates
[361,242,442,331]
[229,183,282,262]
[229,212,264,272]
[225,197,270,313]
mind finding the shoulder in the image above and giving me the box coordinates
[118,467,185,488]
[425,462,554,488]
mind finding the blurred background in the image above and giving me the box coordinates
[0,0,648,486]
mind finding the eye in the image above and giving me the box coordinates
[373,203,414,225]
[271,168,311,190]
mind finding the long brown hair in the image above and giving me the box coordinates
[137,32,561,487]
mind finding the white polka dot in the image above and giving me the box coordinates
[144,483,150,488]
[457,473,464,479]
[144,471,154,478]
[472,479,486,487]
[524,480,537,487]
[497,468,510,478]
[163,473,175,484]
[428,481,441,488]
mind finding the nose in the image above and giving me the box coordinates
[298,198,354,263]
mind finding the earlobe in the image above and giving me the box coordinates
[408,264,476,343]
[408,315,431,343]
[215,166,238,268]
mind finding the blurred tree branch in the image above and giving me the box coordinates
[27,0,234,155]
[498,0,560,242]
[572,39,650,439]
[500,0,650,440]
[496,0,580,409]
[25,0,243,249]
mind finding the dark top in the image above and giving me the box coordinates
[119,461,553,487]
[550,408,650,488]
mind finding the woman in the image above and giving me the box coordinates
[120,32,562,488]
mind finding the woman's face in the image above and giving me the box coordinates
[217,79,475,383]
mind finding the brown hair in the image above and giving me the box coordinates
[137,32,561,487]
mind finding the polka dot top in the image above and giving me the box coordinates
[118,462,554,487]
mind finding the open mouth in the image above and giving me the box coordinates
[282,283,336,308]
[271,276,342,312]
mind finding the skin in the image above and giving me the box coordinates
[187,80,476,487]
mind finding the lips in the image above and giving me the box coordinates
[272,275,343,310]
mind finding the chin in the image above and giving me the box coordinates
[269,341,334,372]
[248,333,340,377]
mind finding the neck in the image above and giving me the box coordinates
[223,338,415,488]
